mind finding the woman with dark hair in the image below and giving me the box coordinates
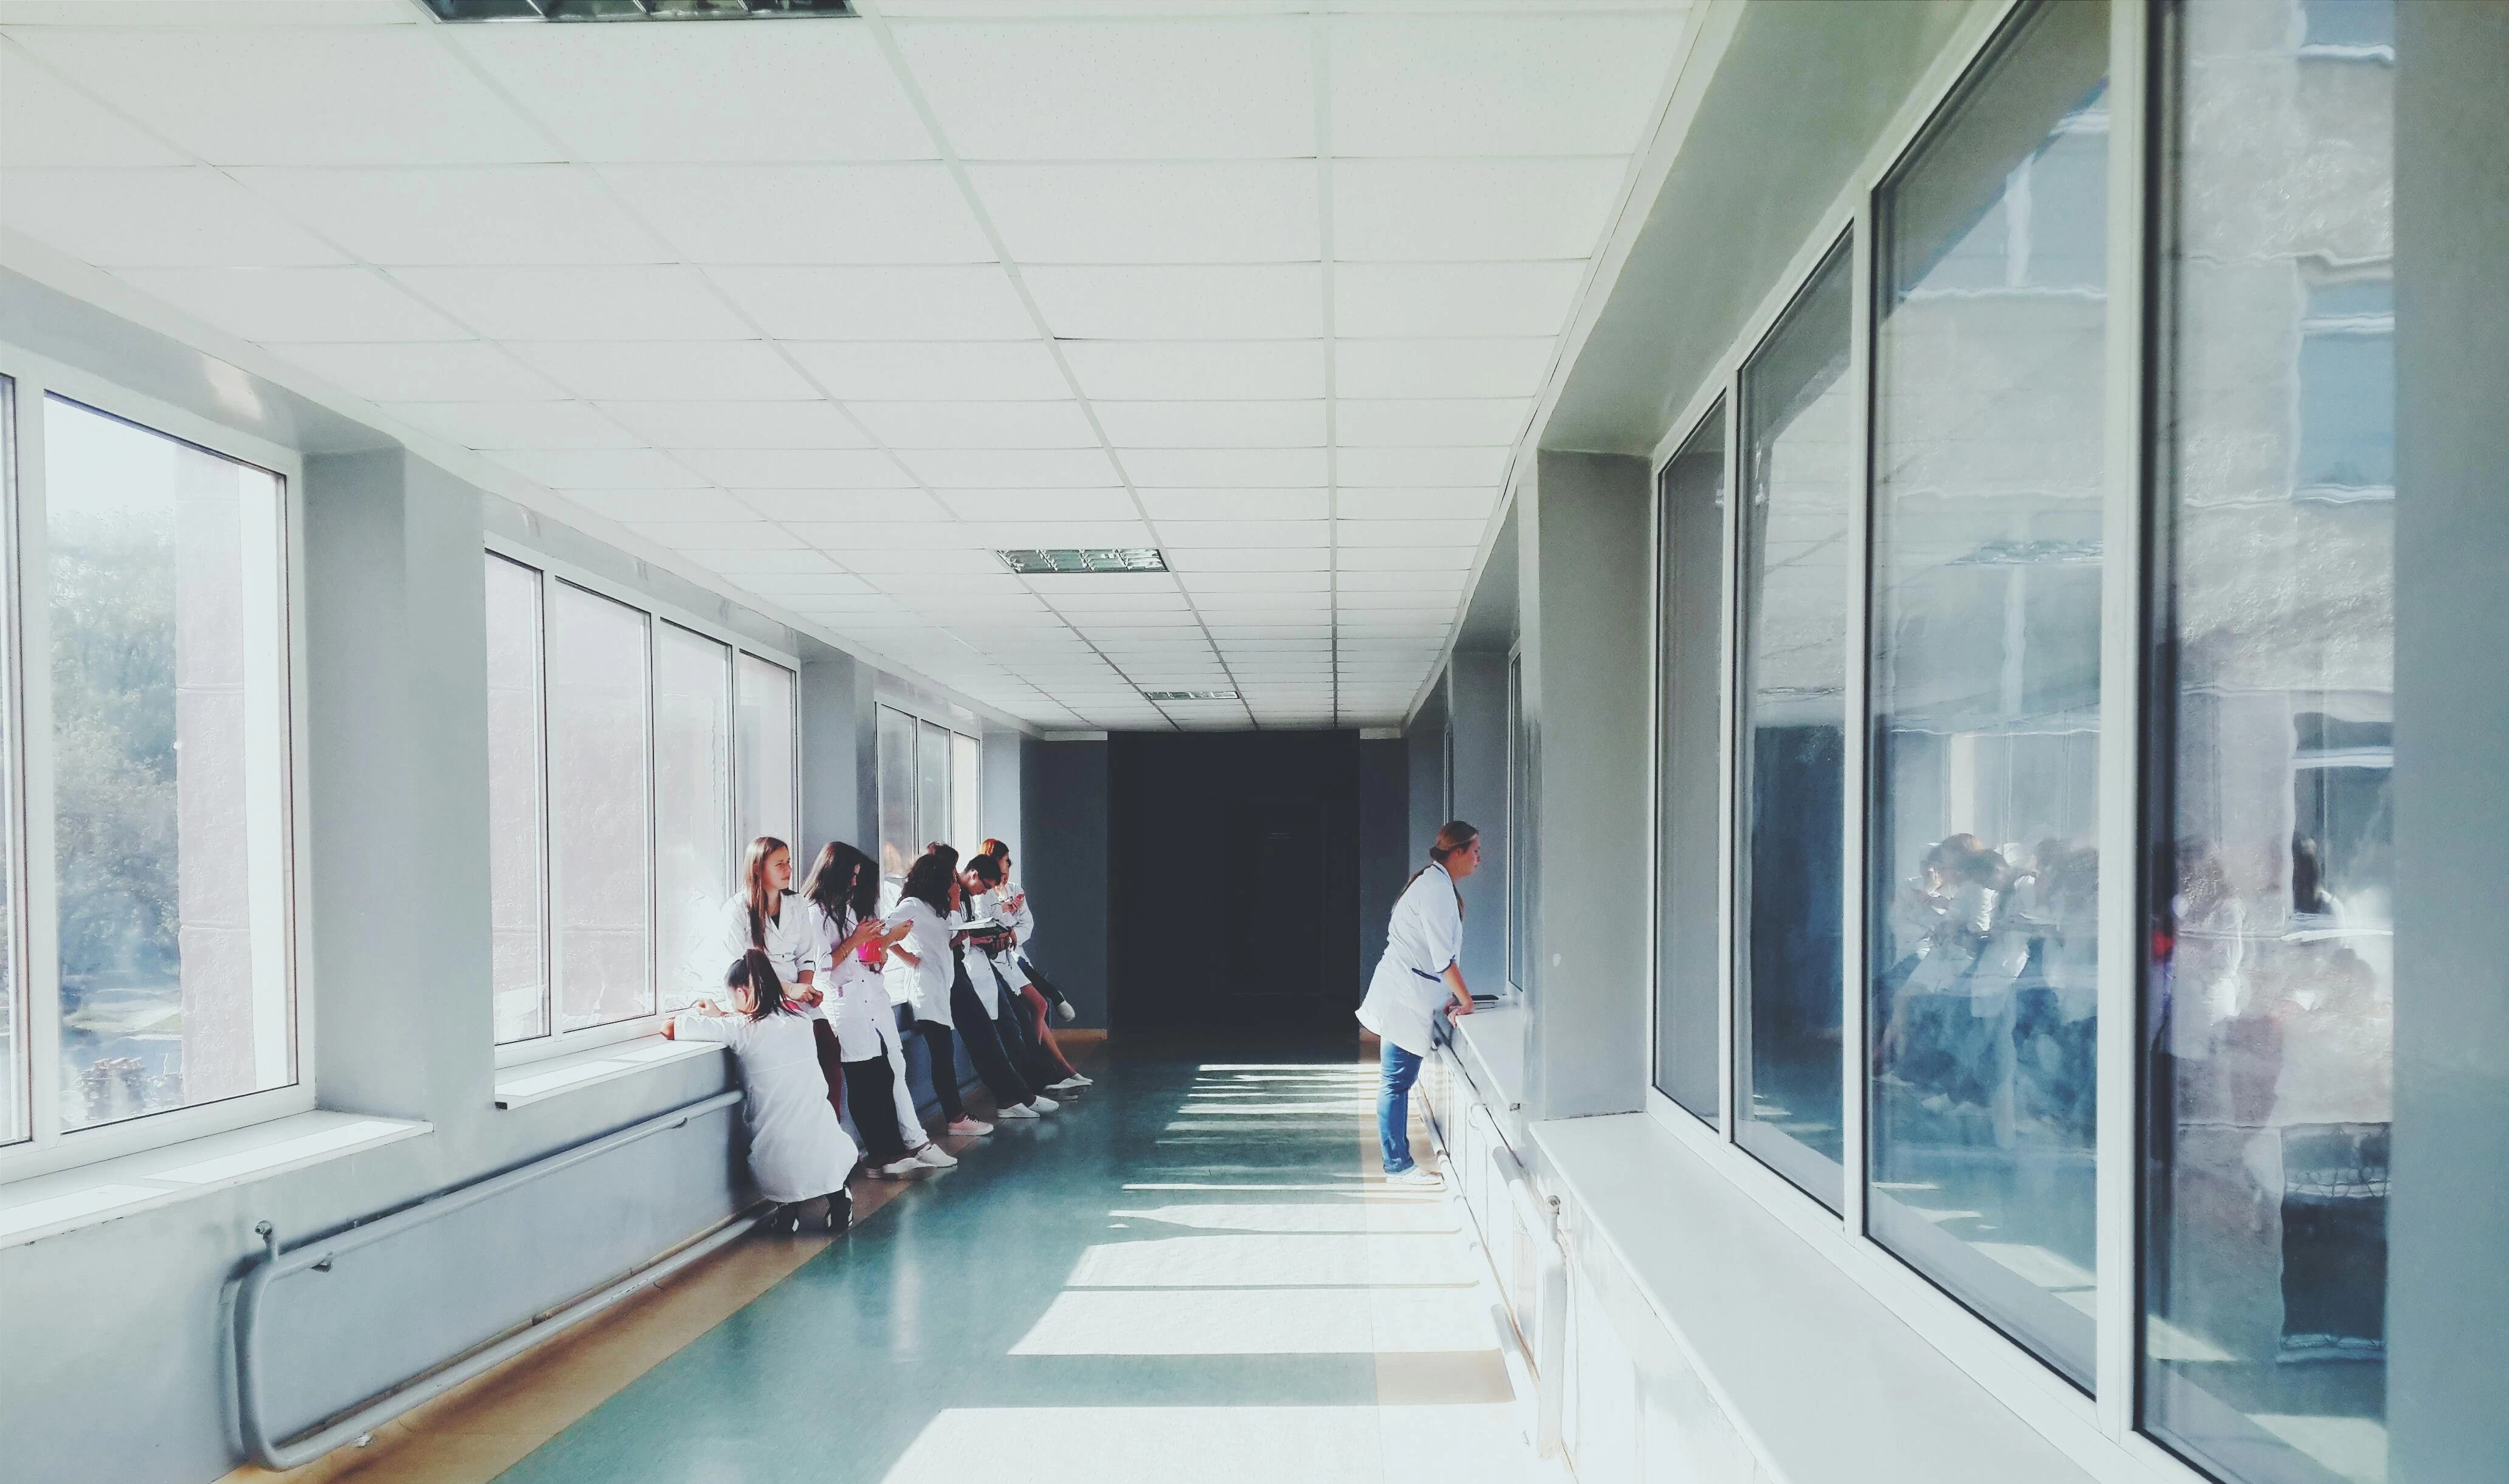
[965,853,1084,1094]
[1357,820,1482,1186]
[662,950,856,1234]
[886,850,993,1137]
[800,843,954,1177]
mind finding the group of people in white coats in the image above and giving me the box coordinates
[663,834,1092,1234]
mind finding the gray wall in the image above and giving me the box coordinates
[1520,451,1654,1123]
[1023,738,1110,1028]
[1450,651,1511,999]
[799,645,874,853]
[982,730,1027,860]
[1406,672,1450,864]
[2390,4,2509,1475]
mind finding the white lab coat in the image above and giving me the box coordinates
[803,899,928,1150]
[946,904,1001,1018]
[668,1005,858,1204]
[884,896,957,1025]
[713,893,810,992]
[973,884,1033,993]
[1357,863,1464,1057]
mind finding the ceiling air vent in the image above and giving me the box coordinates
[425,1,853,22]
[997,548,1169,575]
[1143,690,1239,702]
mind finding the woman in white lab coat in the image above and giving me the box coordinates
[662,950,858,1233]
[964,852,1083,1095]
[886,851,995,1136]
[1357,821,1482,1186]
[797,842,957,1177]
[976,841,1088,1090]
[714,837,811,991]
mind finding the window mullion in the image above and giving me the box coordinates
[1840,208,1877,1244]
[11,379,59,1151]
[539,566,562,1049]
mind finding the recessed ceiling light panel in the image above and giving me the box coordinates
[425,0,852,22]
[997,548,1171,575]
[1143,690,1239,702]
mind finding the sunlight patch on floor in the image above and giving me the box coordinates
[1065,1232,1476,1288]
[882,1403,1534,1484]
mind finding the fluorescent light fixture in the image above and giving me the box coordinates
[1142,690,1239,702]
[424,0,852,21]
[998,548,1170,575]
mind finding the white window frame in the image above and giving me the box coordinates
[487,534,800,1071]
[0,339,314,1187]
[1629,4,2222,1482]
[874,694,984,885]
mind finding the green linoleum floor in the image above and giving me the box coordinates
[490,1040,1534,1484]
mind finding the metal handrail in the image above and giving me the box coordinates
[235,1090,751,1471]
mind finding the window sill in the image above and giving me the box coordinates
[1530,1113,2099,1484]
[1450,999,1526,1113]
[0,1111,430,1252]
[493,1034,726,1110]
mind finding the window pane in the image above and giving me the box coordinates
[1654,402,1726,1124]
[547,582,651,1031]
[2146,2,2395,1478]
[0,377,17,1147]
[950,732,980,855]
[735,653,795,851]
[484,556,547,1045]
[1734,239,1853,1207]
[1867,0,2109,1386]
[876,705,915,904]
[46,396,292,1130]
[658,624,731,1014]
[917,720,948,853]
[1506,649,1534,995]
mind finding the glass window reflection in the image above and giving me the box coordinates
[1653,402,1727,1125]
[1865,0,2110,1387]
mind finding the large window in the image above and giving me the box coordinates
[1733,237,1854,1208]
[0,378,16,1150]
[46,396,294,1134]
[873,701,982,905]
[1505,646,1533,997]
[484,551,797,1057]
[1865,0,2111,1387]
[2144,1,2395,1479]
[1652,400,1726,1124]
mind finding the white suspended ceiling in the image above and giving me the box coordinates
[0,0,1694,731]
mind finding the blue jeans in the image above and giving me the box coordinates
[1378,1040,1426,1173]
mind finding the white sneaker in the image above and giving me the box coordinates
[912,1143,959,1169]
[1062,1072,1093,1088]
[1049,1076,1087,1093]
[878,1157,925,1179]
[946,1116,992,1136]
[997,1102,1042,1120]
[1055,1001,1078,1023]
[1385,1167,1444,1187]
[1028,1093,1059,1113]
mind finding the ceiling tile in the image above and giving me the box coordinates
[269,340,560,403]
[1334,260,1587,340]
[784,522,972,549]
[1092,400,1323,449]
[1336,399,1527,448]
[601,163,992,266]
[970,162,1317,264]
[626,520,795,551]
[494,448,706,491]
[504,340,817,402]
[705,265,1031,340]
[1158,520,1327,549]
[1118,448,1327,488]
[897,17,1312,160]
[1329,13,1689,157]
[939,490,1140,523]
[0,167,346,267]
[895,448,1121,489]
[1335,544,1478,570]
[1152,546,1330,573]
[115,266,464,343]
[1024,264,1321,340]
[384,400,641,452]
[1061,340,1324,402]
[1143,489,1329,521]
[1337,567,1475,591]
[236,166,670,266]
[453,22,934,164]
[1016,572,1179,596]
[690,549,843,575]
[12,26,551,167]
[0,41,185,167]
[389,265,751,341]
[1336,338,1555,400]
[739,490,949,522]
[1337,487,1501,521]
[848,401,1099,450]
[1177,571,1332,593]
[1336,446,1512,487]
[1334,157,1630,262]
[670,448,912,489]
[599,400,870,450]
[787,340,1069,401]
[969,520,1157,548]
[564,490,759,524]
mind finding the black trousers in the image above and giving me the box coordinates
[843,1051,907,1164]
[912,1015,965,1122]
[950,959,1033,1108]
[1020,958,1073,1011]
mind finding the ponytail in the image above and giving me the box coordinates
[729,949,794,1021]
[1409,820,1479,913]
